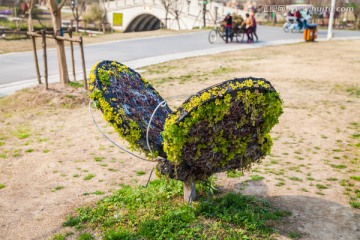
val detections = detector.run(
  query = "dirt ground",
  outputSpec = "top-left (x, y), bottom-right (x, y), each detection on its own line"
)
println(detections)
top-left (0, 40), bottom-right (360, 240)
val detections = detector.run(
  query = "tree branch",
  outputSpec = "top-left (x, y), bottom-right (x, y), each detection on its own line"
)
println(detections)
top-left (58, 0), bottom-right (67, 10)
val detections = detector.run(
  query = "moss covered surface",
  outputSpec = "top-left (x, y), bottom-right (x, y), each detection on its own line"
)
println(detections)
top-left (158, 78), bottom-right (283, 181)
top-left (88, 61), bottom-right (172, 158)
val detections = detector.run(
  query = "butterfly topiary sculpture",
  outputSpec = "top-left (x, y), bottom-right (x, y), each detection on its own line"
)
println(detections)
top-left (89, 60), bottom-right (283, 202)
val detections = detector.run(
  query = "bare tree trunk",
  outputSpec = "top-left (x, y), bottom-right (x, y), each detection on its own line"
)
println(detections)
top-left (26, 0), bottom-right (34, 32)
top-left (47, 0), bottom-right (69, 85)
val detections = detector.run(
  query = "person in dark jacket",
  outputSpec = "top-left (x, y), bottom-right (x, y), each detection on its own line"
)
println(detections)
top-left (224, 12), bottom-right (233, 43)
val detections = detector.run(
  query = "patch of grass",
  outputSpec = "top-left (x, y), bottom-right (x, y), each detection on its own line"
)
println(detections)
top-left (83, 174), bottom-right (96, 181)
top-left (94, 156), bottom-right (105, 162)
top-left (0, 141), bottom-right (4, 146)
top-left (330, 164), bottom-right (347, 169)
top-left (136, 171), bottom-right (146, 176)
top-left (250, 174), bottom-right (264, 181)
top-left (52, 186), bottom-right (64, 192)
top-left (350, 201), bottom-right (360, 209)
top-left (73, 174), bottom-right (80, 178)
top-left (315, 184), bottom-right (328, 190)
top-left (77, 233), bottom-right (94, 240)
top-left (270, 160), bottom-right (278, 164)
top-left (326, 177), bottom-right (338, 181)
top-left (92, 190), bottom-right (105, 195)
top-left (108, 168), bottom-right (118, 172)
top-left (276, 181), bottom-right (285, 187)
top-left (226, 170), bottom-right (244, 178)
top-left (355, 190), bottom-right (360, 198)
top-left (0, 183), bottom-right (6, 189)
top-left (68, 81), bottom-right (84, 88)
top-left (12, 127), bottom-right (31, 139)
top-left (62, 179), bottom-right (291, 239)
top-left (346, 85), bottom-right (360, 97)
top-left (352, 133), bottom-right (360, 139)
top-left (210, 67), bottom-right (236, 76)
top-left (25, 148), bottom-right (34, 153)
top-left (289, 177), bottom-right (302, 182)
top-left (0, 153), bottom-right (7, 158)
top-left (288, 232), bottom-right (302, 239)
top-left (350, 176), bottom-right (360, 181)
top-left (50, 234), bottom-right (66, 240)
top-left (340, 180), bottom-right (351, 186)
top-left (300, 188), bottom-right (308, 192)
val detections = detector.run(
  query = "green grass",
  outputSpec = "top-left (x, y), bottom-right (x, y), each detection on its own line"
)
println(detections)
top-left (83, 174), bottom-right (96, 181)
top-left (289, 232), bottom-right (302, 239)
top-left (289, 177), bottom-right (302, 182)
top-left (250, 174), bottom-right (264, 181)
top-left (346, 85), bottom-right (360, 97)
top-left (0, 183), bottom-right (5, 189)
top-left (330, 164), bottom-right (347, 169)
top-left (52, 186), bottom-right (64, 192)
top-left (315, 184), bottom-right (328, 190)
top-left (62, 179), bottom-right (290, 239)
top-left (326, 178), bottom-right (338, 181)
top-left (50, 233), bottom-right (66, 240)
top-left (0, 141), bottom-right (4, 146)
top-left (226, 170), bottom-right (244, 178)
top-left (68, 81), bottom-right (84, 88)
top-left (276, 181), bottom-right (285, 187)
top-left (77, 233), bottom-right (94, 240)
top-left (94, 156), bottom-right (105, 162)
top-left (350, 201), bottom-right (360, 209)
top-left (12, 127), bottom-right (31, 139)
top-left (352, 133), bottom-right (360, 139)
top-left (135, 171), bottom-right (146, 176)
top-left (350, 176), bottom-right (360, 181)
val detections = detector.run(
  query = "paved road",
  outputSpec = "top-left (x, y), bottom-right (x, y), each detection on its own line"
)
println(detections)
top-left (0, 25), bottom-right (359, 96)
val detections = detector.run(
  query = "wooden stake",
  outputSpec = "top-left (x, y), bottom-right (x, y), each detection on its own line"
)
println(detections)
top-left (31, 35), bottom-right (42, 84)
top-left (69, 29), bottom-right (76, 82)
top-left (41, 30), bottom-right (48, 90)
top-left (79, 37), bottom-right (87, 90)
top-left (184, 181), bottom-right (196, 203)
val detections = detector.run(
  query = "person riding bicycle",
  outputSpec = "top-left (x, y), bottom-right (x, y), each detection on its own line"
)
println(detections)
top-left (224, 12), bottom-right (233, 43)
top-left (294, 10), bottom-right (302, 30)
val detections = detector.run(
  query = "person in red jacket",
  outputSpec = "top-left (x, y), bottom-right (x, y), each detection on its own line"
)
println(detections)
top-left (294, 10), bottom-right (302, 29)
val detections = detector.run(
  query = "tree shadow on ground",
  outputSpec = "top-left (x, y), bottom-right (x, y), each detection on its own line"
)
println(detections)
top-left (234, 180), bottom-right (360, 240)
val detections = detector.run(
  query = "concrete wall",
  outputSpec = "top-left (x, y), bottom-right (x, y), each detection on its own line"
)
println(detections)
top-left (105, 0), bottom-right (247, 31)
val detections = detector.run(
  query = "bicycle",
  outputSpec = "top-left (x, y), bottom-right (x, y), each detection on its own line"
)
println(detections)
top-left (208, 23), bottom-right (226, 44)
top-left (208, 23), bottom-right (245, 44)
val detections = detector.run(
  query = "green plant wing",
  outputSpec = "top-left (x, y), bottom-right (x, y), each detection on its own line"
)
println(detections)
top-left (89, 60), bottom-right (173, 158)
top-left (158, 78), bottom-right (283, 181)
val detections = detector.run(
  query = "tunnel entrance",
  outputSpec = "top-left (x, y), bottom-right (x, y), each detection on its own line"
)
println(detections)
top-left (125, 14), bottom-right (162, 32)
